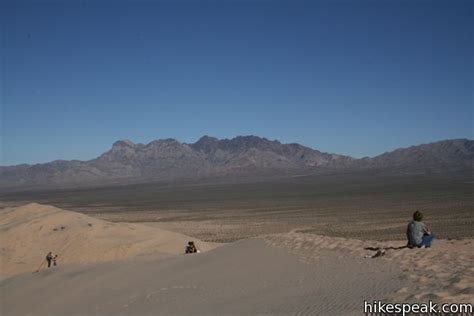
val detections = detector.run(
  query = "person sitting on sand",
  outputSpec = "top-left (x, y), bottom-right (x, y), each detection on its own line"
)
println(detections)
top-left (185, 241), bottom-right (197, 254)
top-left (407, 211), bottom-right (434, 248)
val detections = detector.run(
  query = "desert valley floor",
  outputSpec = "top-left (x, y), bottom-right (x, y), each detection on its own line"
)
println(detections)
top-left (2, 171), bottom-right (473, 242)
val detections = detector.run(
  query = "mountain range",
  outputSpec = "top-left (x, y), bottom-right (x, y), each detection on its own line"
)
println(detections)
top-left (0, 136), bottom-right (472, 189)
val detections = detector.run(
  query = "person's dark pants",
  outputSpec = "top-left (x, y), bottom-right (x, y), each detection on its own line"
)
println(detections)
top-left (421, 234), bottom-right (434, 248)
top-left (47, 259), bottom-right (52, 268)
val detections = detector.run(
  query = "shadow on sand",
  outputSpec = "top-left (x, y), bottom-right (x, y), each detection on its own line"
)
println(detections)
top-left (364, 245), bottom-right (408, 251)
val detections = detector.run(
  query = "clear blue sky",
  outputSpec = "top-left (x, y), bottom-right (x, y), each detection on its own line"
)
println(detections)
top-left (1, 0), bottom-right (473, 165)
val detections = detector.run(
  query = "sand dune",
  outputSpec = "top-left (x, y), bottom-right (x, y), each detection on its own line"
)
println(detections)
top-left (265, 231), bottom-right (474, 305)
top-left (0, 203), bottom-right (217, 276)
top-left (1, 239), bottom-right (406, 315)
top-left (1, 204), bottom-right (473, 315)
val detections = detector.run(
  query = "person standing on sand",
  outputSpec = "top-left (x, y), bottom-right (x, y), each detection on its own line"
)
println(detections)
top-left (407, 211), bottom-right (434, 248)
top-left (46, 252), bottom-right (53, 268)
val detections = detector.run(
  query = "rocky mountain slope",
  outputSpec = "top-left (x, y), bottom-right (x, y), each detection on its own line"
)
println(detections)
top-left (363, 138), bottom-right (474, 169)
top-left (0, 136), bottom-right (472, 189)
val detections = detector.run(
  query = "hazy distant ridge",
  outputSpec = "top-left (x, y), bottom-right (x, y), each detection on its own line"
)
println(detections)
top-left (0, 136), bottom-right (472, 189)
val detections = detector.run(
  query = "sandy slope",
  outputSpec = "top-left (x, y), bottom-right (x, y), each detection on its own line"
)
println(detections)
top-left (1, 239), bottom-right (406, 316)
top-left (265, 232), bottom-right (474, 305)
top-left (0, 203), bottom-right (217, 276)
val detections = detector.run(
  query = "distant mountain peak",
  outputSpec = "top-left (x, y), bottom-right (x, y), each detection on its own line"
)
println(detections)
top-left (230, 135), bottom-right (275, 143)
top-left (112, 139), bottom-right (136, 148)
top-left (145, 138), bottom-right (182, 148)
top-left (197, 135), bottom-right (219, 142)
top-left (192, 135), bottom-right (220, 153)
top-left (191, 135), bottom-right (286, 154)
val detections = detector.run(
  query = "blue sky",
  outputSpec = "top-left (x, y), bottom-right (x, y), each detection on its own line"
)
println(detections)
top-left (1, 0), bottom-right (473, 165)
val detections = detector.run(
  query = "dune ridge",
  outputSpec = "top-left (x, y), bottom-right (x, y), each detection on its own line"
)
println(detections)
top-left (0, 203), bottom-right (217, 276)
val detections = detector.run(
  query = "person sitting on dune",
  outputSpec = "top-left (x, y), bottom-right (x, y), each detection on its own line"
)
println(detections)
top-left (407, 211), bottom-right (434, 248)
top-left (185, 241), bottom-right (197, 254)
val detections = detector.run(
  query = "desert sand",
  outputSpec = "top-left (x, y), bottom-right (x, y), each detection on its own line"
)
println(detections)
top-left (1, 203), bottom-right (473, 315)
top-left (1, 239), bottom-right (405, 315)
top-left (0, 203), bottom-right (217, 276)
top-left (264, 232), bottom-right (474, 305)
